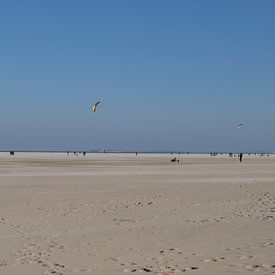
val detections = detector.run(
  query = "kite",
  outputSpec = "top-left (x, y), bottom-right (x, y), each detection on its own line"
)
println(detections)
top-left (92, 101), bottom-right (101, 112)
top-left (237, 123), bottom-right (244, 129)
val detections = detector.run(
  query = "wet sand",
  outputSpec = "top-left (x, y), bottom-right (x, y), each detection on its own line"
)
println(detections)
top-left (0, 153), bottom-right (275, 274)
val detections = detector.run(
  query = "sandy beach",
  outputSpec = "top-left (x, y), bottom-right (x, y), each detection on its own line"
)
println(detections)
top-left (0, 153), bottom-right (275, 274)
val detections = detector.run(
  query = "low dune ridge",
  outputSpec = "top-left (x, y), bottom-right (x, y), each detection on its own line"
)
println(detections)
top-left (0, 153), bottom-right (275, 274)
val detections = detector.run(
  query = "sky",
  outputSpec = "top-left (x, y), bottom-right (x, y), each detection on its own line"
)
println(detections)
top-left (0, 0), bottom-right (274, 152)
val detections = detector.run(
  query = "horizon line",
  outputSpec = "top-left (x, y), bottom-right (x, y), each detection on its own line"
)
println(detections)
top-left (0, 150), bottom-right (274, 155)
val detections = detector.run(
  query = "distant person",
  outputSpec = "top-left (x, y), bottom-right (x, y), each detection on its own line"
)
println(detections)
top-left (171, 157), bottom-right (179, 163)
top-left (136, 152), bottom-right (138, 156)
top-left (239, 153), bottom-right (243, 162)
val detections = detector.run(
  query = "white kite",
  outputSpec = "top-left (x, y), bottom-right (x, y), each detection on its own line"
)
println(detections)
top-left (237, 123), bottom-right (244, 129)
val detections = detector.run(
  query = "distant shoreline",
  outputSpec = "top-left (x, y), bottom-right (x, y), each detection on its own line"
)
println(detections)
top-left (0, 150), bottom-right (274, 155)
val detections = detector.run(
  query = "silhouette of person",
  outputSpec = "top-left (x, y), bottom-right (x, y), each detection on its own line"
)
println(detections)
top-left (239, 153), bottom-right (243, 162)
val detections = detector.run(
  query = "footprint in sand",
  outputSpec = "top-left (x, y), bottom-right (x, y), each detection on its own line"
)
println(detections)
top-left (239, 255), bottom-right (253, 260)
top-left (244, 264), bottom-right (275, 273)
top-left (203, 257), bottom-right (226, 263)
top-left (70, 268), bottom-right (93, 273)
top-left (0, 261), bottom-right (7, 267)
top-left (53, 263), bottom-right (66, 269)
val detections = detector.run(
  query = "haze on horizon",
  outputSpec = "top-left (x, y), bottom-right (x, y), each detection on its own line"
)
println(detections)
top-left (0, 1), bottom-right (274, 153)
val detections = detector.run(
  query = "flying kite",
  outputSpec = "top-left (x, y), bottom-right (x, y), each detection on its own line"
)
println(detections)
top-left (92, 101), bottom-right (101, 112)
top-left (237, 123), bottom-right (244, 129)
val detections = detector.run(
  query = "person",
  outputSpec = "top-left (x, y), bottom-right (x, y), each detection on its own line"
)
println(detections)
top-left (239, 153), bottom-right (243, 162)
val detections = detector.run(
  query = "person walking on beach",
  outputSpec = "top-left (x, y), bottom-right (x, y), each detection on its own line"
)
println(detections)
top-left (239, 153), bottom-right (243, 162)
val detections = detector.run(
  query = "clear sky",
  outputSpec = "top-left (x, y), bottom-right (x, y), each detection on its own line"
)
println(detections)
top-left (0, 1), bottom-right (274, 152)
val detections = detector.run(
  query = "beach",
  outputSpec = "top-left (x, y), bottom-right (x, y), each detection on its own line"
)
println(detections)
top-left (0, 153), bottom-right (275, 274)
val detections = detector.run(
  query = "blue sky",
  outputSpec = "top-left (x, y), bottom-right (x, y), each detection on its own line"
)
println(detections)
top-left (0, 1), bottom-right (274, 152)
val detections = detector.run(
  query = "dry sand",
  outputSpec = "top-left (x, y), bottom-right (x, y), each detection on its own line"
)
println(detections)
top-left (0, 153), bottom-right (275, 274)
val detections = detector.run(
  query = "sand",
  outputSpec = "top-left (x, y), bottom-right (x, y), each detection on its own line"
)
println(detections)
top-left (0, 153), bottom-right (275, 274)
